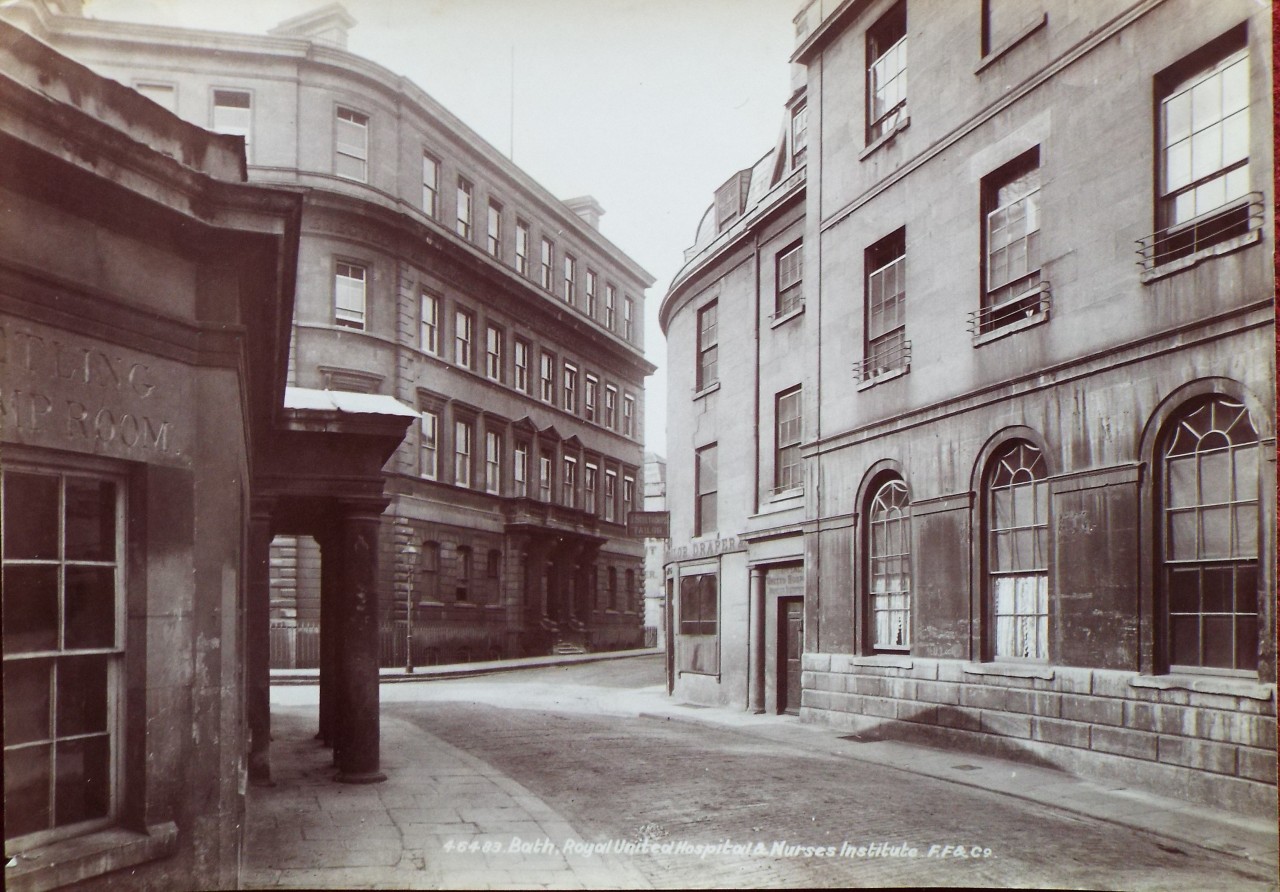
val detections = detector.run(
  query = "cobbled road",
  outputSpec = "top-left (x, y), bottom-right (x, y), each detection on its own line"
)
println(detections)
top-left (384, 659), bottom-right (1277, 889)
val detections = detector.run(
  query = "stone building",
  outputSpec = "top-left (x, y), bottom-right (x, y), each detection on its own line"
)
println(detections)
top-left (661, 0), bottom-right (1274, 814)
top-left (17, 1), bottom-right (655, 663)
top-left (1, 19), bottom-right (316, 889)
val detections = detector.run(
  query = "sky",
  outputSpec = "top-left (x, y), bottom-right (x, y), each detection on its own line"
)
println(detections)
top-left (83, 0), bottom-right (800, 456)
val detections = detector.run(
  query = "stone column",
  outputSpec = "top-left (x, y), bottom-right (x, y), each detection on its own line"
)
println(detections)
top-left (316, 524), bottom-right (341, 749)
top-left (246, 498), bottom-right (275, 786)
top-left (333, 500), bottom-right (388, 784)
top-left (750, 566), bottom-right (766, 714)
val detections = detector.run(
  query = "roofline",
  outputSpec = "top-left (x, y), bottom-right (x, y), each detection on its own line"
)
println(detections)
top-left (26, 8), bottom-right (655, 287)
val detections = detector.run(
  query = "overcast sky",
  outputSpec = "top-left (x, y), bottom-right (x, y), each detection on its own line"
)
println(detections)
top-left (83, 0), bottom-right (799, 456)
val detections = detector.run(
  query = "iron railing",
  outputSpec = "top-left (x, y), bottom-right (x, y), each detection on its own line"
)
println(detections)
top-left (1135, 193), bottom-right (1264, 271)
top-left (853, 338), bottom-right (912, 382)
top-left (967, 284), bottom-right (1050, 336)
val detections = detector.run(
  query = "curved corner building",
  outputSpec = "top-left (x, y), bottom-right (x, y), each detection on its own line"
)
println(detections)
top-left (661, 0), bottom-right (1274, 816)
top-left (13, 0), bottom-right (655, 661)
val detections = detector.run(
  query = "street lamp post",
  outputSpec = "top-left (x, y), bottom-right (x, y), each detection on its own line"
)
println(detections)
top-left (402, 542), bottom-right (419, 673)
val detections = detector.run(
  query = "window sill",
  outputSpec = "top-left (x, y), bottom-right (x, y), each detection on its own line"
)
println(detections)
top-left (1138, 228), bottom-right (1261, 284)
top-left (851, 655), bottom-right (913, 669)
top-left (975, 14), bottom-right (1047, 74)
top-left (1131, 674), bottom-right (1274, 701)
top-left (769, 487), bottom-right (804, 503)
top-left (971, 306), bottom-right (1049, 347)
top-left (859, 115), bottom-right (910, 162)
top-left (5, 823), bottom-right (178, 892)
top-left (770, 304), bottom-right (805, 328)
top-left (693, 381), bottom-right (721, 401)
top-left (856, 365), bottom-right (909, 391)
top-left (965, 662), bottom-right (1054, 680)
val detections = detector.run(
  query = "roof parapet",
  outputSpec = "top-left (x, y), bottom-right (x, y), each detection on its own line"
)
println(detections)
top-left (268, 2), bottom-right (356, 49)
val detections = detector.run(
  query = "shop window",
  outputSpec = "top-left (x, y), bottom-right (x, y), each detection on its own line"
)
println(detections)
top-left (3, 465), bottom-right (123, 850)
top-left (1161, 396), bottom-right (1259, 673)
top-left (867, 478), bottom-right (911, 650)
top-left (986, 441), bottom-right (1049, 660)
top-left (678, 572), bottom-right (718, 673)
top-left (866, 1), bottom-right (907, 143)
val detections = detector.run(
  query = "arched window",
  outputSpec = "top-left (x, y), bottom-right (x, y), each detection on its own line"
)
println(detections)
top-left (987, 441), bottom-right (1049, 660)
top-left (1161, 396), bottom-right (1259, 672)
top-left (867, 478), bottom-right (911, 650)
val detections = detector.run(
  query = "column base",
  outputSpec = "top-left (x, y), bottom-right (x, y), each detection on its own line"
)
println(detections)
top-left (335, 769), bottom-right (387, 785)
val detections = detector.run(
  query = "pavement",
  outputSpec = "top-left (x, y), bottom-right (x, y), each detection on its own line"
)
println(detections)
top-left (244, 651), bottom-right (1279, 890)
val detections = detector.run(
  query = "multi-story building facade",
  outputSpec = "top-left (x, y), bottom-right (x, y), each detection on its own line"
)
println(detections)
top-left (18, 2), bottom-right (655, 662)
top-left (642, 452), bottom-right (668, 648)
top-left (662, 0), bottom-right (1275, 815)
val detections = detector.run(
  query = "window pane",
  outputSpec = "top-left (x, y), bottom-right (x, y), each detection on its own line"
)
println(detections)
top-left (1235, 613), bottom-right (1258, 671)
top-left (3, 565), bottom-right (59, 653)
top-left (1166, 456), bottom-right (1196, 507)
top-left (1200, 615), bottom-right (1234, 668)
top-left (64, 566), bottom-right (115, 650)
top-left (1168, 567), bottom-right (1200, 613)
top-left (1222, 110), bottom-right (1248, 166)
top-left (1221, 58), bottom-right (1248, 114)
top-left (1194, 176), bottom-right (1226, 216)
top-left (54, 735), bottom-right (110, 827)
top-left (1164, 92), bottom-right (1191, 145)
top-left (1190, 76), bottom-right (1222, 130)
top-left (1167, 511), bottom-right (1196, 560)
top-left (1234, 504), bottom-right (1257, 556)
top-left (64, 479), bottom-right (115, 562)
top-left (1199, 506), bottom-right (1231, 558)
top-left (1190, 125), bottom-right (1223, 182)
top-left (1170, 614), bottom-right (1200, 665)
top-left (56, 655), bottom-right (109, 736)
top-left (1164, 140), bottom-right (1191, 193)
top-left (4, 658), bottom-right (51, 746)
top-left (4, 745), bottom-right (52, 838)
top-left (4, 472), bottom-right (59, 560)
top-left (1200, 566), bottom-right (1233, 613)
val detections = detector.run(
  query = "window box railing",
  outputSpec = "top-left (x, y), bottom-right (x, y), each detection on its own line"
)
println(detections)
top-left (1135, 193), bottom-right (1264, 272)
top-left (853, 337), bottom-right (912, 383)
top-left (968, 284), bottom-right (1050, 336)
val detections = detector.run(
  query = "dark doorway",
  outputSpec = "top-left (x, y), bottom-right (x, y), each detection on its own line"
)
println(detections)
top-left (778, 597), bottom-right (803, 715)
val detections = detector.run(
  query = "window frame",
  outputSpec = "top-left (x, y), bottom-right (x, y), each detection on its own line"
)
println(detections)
top-left (485, 323), bottom-right (504, 383)
top-left (539, 351), bottom-right (555, 403)
top-left (774, 387), bottom-right (803, 493)
top-left (422, 152), bottom-right (440, 218)
top-left (513, 338), bottom-right (530, 393)
top-left (585, 270), bottom-right (598, 317)
top-left (211, 88), bottom-right (252, 160)
top-left (622, 394), bottom-right (635, 437)
top-left (604, 469), bottom-right (617, 523)
top-left (561, 455), bottom-right (577, 507)
top-left (867, 477), bottom-right (911, 652)
top-left (513, 441), bottom-right (529, 498)
top-left (776, 241), bottom-right (804, 317)
top-left (334, 105), bottom-right (369, 182)
top-left (584, 375), bottom-right (599, 423)
top-left (791, 100), bottom-right (808, 165)
top-left (562, 362), bottom-right (578, 414)
top-left (540, 237), bottom-right (555, 291)
top-left (865, 1), bottom-right (908, 145)
top-left (453, 418), bottom-right (474, 489)
top-left (2, 460), bottom-right (127, 853)
top-left (695, 443), bottom-right (718, 536)
top-left (455, 177), bottom-right (474, 240)
top-left (696, 300), bottom-right (719, 391)
top-left (420, 290), bottom-right (440, 355)
top-left (980, 148), bottom-right (1043, 332)
top-left (678, 570), bottom-right (719, 674)
top-left (419, 410), bottom-right (439, 480)
top-left (985, 440), bottom-right (1050, 662)
top-left (563, 253), bottom-right (577, 305)
top-left (1159, 396), bottom-right (1260, 675)
top-left (334, 260), bottom-right (367, 330)
top-left (863, 228), bottom-right (908, 377)
top-left (605, 385), bottom-right (618, 430)
top-left (486, 199), bottom-right (503, 258)
top-left (604, 284), bottom-right (617, 330)
top-left (484, 429), bottom-right (502, 495)
top-left (454, 308), bottom-right (475, 370)
top-left (515, 219), bottom-right (531, 275)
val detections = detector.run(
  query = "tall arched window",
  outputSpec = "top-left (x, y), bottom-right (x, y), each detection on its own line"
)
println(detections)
top-left (1162, 396), bottom-right (1259, 672)
top-left (988, 441), bottom-right (1049, 660)
top-left (867, 478), bottom-right (911, 650)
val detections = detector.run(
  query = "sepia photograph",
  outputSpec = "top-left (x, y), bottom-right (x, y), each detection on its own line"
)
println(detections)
top-left (0, 0), bottom-right (1275, 889)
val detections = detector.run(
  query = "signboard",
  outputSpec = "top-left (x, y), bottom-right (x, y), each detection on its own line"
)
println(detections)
top-left (627, 510), bottom-right (670, 539)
